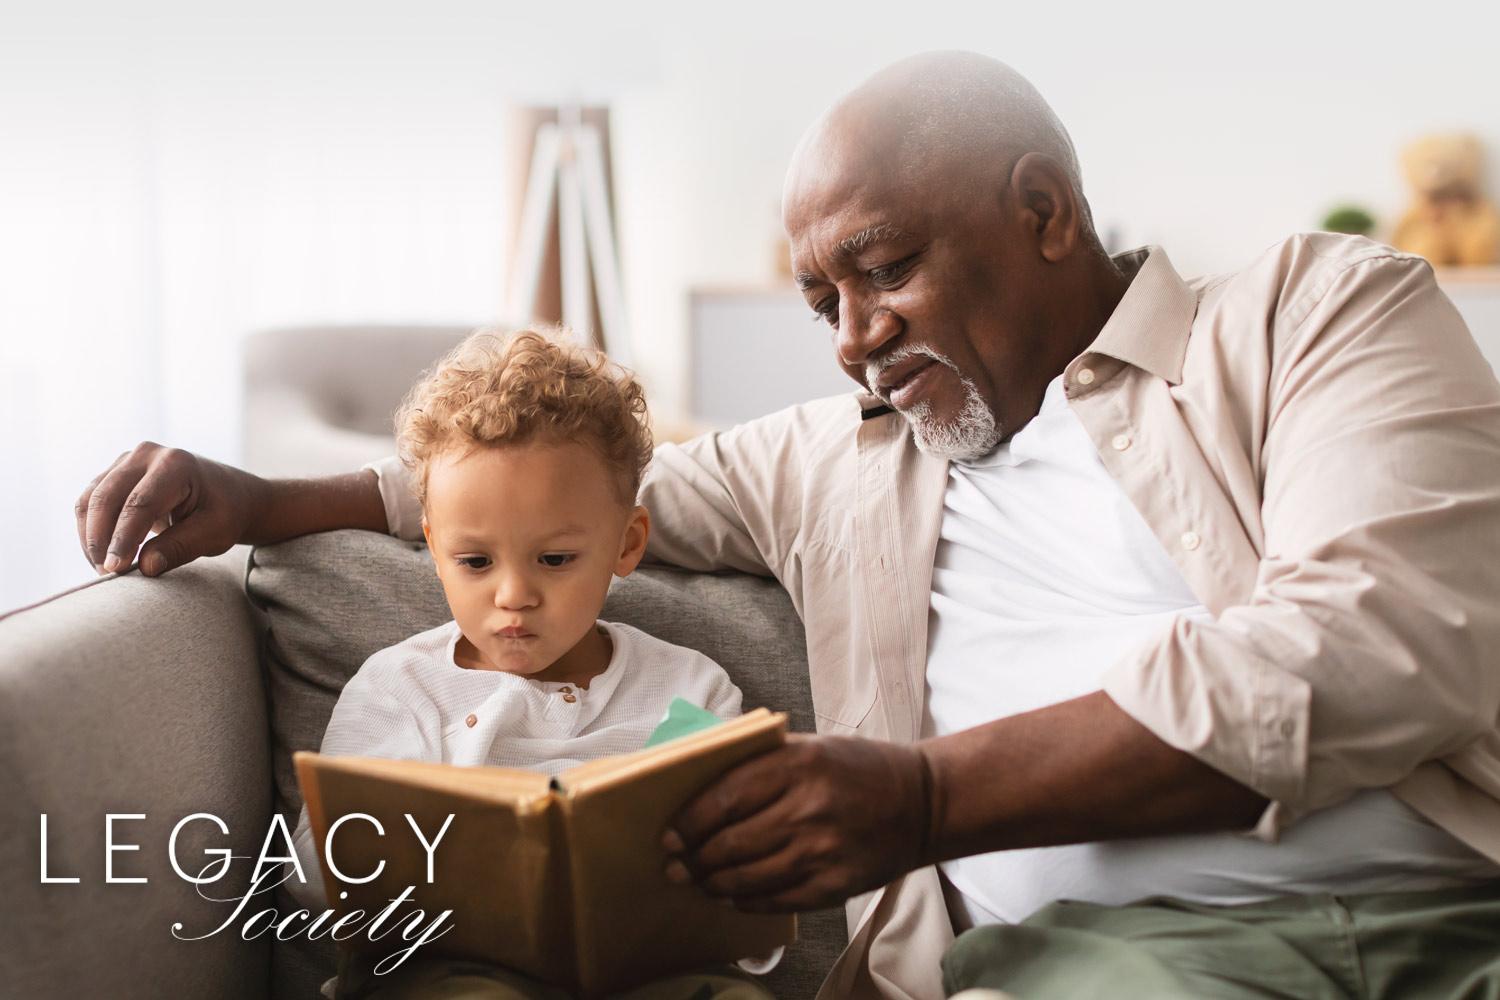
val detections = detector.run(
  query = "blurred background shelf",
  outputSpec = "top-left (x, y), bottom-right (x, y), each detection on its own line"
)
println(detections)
top-left (1440, 273), bottom-right (1500, 373)
top-left (1436, 267), bottom-right (1500, 285)
top-left (689, 288), bottom-right (852, 428)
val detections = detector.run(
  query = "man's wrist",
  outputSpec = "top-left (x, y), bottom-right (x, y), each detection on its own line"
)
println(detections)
top-left (240, 469), bottom-right (275, 543)
top-left (244, 470), bottom-right (387, 545)
top-left (912, 741), bottom-right (943, 869)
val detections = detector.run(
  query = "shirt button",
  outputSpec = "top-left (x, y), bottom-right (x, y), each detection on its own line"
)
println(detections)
top-left (1076, 368), bottom-right (1096, 386)
top-left (465, 713), bottom-right (478, 728)
top-left (1181, 531), bottom-right (1201, 551)
top-left (562, 693), bottom-right (577, 704)
top-left (560, 686), bottom-right (573, 694)
top-left (1279, 719), bottom-right (1296, 738)
top-left (1111, 434), bottom-right (1131, 451)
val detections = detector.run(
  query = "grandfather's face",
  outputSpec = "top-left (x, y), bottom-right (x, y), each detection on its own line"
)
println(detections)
top-left (785, 144), bottom-right (1052, 461)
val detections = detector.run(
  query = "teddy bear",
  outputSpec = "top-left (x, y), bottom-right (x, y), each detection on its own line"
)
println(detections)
top-left (1391, 133), bottom-right (1500, 267)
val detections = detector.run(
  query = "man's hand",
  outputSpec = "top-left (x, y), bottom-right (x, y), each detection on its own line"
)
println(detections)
top-left (660, 734), bottom-right (934, 913)
top-left (75, 442), bottom-right (390, 577)
top-left (76, 442), bottom-right (272, 576)
top-left (659, 693), bottom-right (1268, 916)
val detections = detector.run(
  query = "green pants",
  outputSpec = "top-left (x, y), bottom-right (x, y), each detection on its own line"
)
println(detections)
top-left (336, 953), bottom-right (775, 1000)
top-left (942, 882), bottom-right (1500, 999)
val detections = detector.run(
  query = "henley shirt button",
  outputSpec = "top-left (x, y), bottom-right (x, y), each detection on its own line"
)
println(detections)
top-left (465, 713), bottom-right (478, 728)
top-left (560, 686), bottom-right (573, 694)
top-left (1076, 368), bottom-right (1096, 386)
top-left (562, 693), bottom-right (578, 704)
top-left (1181, 531), bottom-right (1201, 551)
top-left (1111, 434), bottom-right (1131, 451)
top-left (1279, 719), bottom-right (1296, 738)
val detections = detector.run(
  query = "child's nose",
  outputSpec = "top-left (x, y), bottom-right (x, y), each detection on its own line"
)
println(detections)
top-left (493, 572), bottom-right (539, 611)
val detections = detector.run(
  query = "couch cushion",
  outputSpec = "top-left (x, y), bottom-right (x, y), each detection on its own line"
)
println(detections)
top-left (246, 528), bottom-right (844, 999)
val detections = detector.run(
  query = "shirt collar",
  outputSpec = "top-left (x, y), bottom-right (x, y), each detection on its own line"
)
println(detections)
top-left (1084, 245), bottom-right (1197, 386)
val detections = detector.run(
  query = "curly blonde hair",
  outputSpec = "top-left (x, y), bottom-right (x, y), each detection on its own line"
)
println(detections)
top-left (394, 327), bottom-right (653, 507)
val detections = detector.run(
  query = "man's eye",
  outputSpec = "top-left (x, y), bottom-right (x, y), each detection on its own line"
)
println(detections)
top-left (870, 255), bottom-right (915, 284)
top-left (458, 556), bottom-right (491, 571)
top-left (538, 553), bottom-right (576, 568)
top-left (810, 299), bottom-right (839, 328)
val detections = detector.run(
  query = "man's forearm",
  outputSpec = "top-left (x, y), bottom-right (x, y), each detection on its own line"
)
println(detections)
top-left (245, 470), bottom-right (390, 545)
top-left (919, 690), bottom-right (1268, 864)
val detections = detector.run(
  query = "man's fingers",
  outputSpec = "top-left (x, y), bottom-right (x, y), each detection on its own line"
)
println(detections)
top-left (694, 840), bottom-right (811, 902)
top-left (85, 452), bottom-right (152, 573)
top-left (683, 796), bottom-right (797, 877)
top-left (75, 455), bottom-right (125, 570)
top-left (136, 511), bottom-right (221, 577)
top-left (667, 747), bottom-right (797, 851)
top-left (105, 463), bottom-right (193, 574)
top-left (730, 867), bottom-right (848, 914)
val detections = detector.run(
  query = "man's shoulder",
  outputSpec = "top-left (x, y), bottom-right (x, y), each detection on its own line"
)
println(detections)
top-left (662, 390), bottom-right (871, 484)
top-left (1194, 233), bottom-right (1433, 328)
top-left (730, 391), bottom-right (868, 448)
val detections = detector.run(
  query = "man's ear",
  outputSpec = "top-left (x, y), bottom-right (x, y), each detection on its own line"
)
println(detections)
top-left (613, 505), bottom-right (651, 578)
top-left (1008, 152), bottom-right (1080, 263)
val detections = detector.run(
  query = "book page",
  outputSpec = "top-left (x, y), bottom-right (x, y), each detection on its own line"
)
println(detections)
top-left (301, 753), bottom-right (552, 804)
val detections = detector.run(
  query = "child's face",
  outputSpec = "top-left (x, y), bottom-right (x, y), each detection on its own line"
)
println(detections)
top-left (421, 439), bottom-right (648, 681)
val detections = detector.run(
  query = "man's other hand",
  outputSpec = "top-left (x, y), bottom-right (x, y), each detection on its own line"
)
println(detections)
top-left (661, 734), bottom-right (933, 912)
top-left (76, 442), bottom-right (268, 577)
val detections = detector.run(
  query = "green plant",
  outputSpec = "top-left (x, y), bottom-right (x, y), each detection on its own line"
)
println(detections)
top-left (1322, 205), bottom-right (1377, 236)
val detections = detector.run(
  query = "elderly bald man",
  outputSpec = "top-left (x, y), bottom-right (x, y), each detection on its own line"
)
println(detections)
top-left (79, 52), bottom-right (1500, 999)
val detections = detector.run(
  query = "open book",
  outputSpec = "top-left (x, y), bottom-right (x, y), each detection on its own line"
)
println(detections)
top-left (294, 708), bottom-right (797, 997)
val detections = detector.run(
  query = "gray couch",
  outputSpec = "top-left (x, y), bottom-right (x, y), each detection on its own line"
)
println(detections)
top-left (0, 530), bottom-right (847, 999)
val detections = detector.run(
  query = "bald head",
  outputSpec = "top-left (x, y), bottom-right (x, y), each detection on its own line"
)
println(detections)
top-left (781, 51), bottom-right (1128, 460)
top-left (784, 51), bottom-right (1088, 232)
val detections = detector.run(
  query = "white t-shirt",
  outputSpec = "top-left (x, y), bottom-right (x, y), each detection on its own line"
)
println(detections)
top-left (923, 375), bottom-right (1499, 928)
top-left (290, 618), bottom-right (743, 908)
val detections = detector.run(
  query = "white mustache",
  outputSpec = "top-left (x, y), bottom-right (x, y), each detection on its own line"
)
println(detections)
top-left (865, 344), bottom-right (1001, 461)
top-left (866, 345), bottom-right (958, 403)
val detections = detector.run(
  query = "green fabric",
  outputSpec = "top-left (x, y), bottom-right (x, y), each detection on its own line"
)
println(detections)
top-left (941, 881), bottom-right (1500, 999)
top-left (644, 697), bottom-right (726, 749)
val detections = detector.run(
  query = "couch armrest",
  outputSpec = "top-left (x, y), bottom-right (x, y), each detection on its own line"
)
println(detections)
top-left (0, 549), bottom-right (274, 999)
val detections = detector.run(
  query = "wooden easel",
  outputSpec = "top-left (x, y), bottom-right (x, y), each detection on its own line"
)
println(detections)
top-left (504, 106), bottom-right (633, 366)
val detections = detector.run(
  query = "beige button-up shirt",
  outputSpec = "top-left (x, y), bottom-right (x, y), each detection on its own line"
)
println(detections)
top-left (373, 233), bottom-right (1500, 1000)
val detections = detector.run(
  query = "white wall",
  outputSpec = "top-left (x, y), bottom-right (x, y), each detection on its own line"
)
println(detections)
top-left (3, 0), bottom-right (1499, 610)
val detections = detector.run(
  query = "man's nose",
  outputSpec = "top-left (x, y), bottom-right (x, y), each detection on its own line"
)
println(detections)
top-left (835, 301), bottom-right (901, 369)
top-left (493, 571), bottom-right (539, 611)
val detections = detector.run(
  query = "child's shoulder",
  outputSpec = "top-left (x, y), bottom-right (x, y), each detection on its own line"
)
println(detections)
top-left (600, 620), bottom-right (727, 678)
top-left (346, 620), bottom-right (461, 692)
top-left (602, 618), bottom-right (700, 657)
top-left (599, 620), bottom-right (742, 717)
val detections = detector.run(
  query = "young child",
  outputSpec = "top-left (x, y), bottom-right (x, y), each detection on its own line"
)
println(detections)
top-left (290, 328), bottom-right (771, 999)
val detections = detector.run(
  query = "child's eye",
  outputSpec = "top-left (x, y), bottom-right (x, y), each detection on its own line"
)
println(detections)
top-left (457, 556), bottom-right (491, 571)
top-left (538, 553), bottom-right (576, 568)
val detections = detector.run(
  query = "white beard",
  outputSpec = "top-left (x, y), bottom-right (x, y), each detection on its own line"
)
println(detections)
top-left (869, 346), bottom-right (1001, 462)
